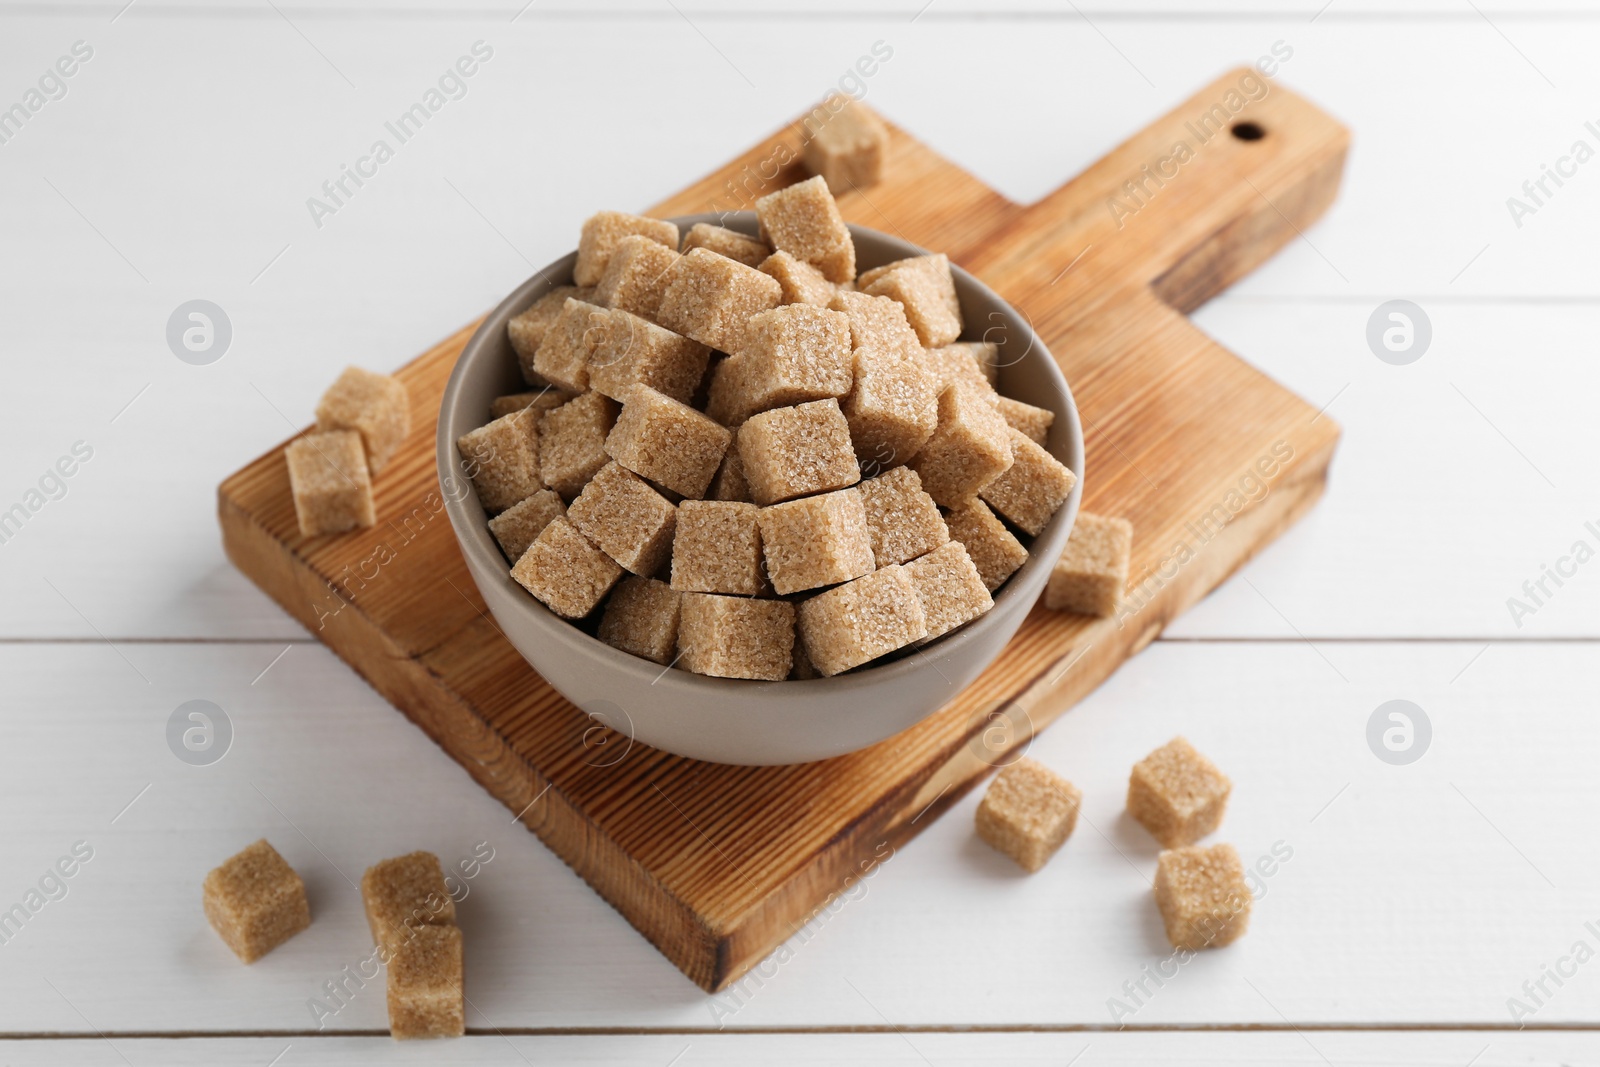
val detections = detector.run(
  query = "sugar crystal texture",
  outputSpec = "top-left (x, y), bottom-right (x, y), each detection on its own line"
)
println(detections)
top-left (315, 366), bottom-right (411, 473)
top-left (533, 298), bottom-right (611, 393)
top-left (1128, 737), bottom-right (1232, 848)
top-left (287, 430), bottom-right (376, 536)
top-left (738, 398), bottom-right (860, 506)
top-left (995, 395), bottom-right (1054, 445)
top-left (676, 593), bottom-right (794, 680)
top-left (843, 348), bottom-right (939, 471)
top-left (594, 235), bottom-right (682, 323)
top-left (1044, 511), bottom-right (1132, 616)
top-left (598, 576), bottom-right (683, 664)
top-left (455, 408), bottom-right (541, 513)
top-left (574, 211), bottom-right (678, 287)
top-left (932, 340), bottom-right (1001, 386)
top-left (856, 466), bottom-right (948, 567)
top-left (755, 175), bottom-right (855, 283)
top-left (1154, 844), bottom-right (1251, 950)
top-left (671, 500), bottom-right (765, 596)
top-left (202, 839), bottom-right (310, 964)
top-left (862, 254), bottom-right (963, 347)
top-left (682, 223), bottom-right (770, 267)
top-left (490, 389), bottom-right (568, 421)
top-left (759, 251), bottom-right (837, 307)
top-left (605, 384), bottom-right (732, 499)
top-left (904, 540), bottom-right (992, 641)
top-left (360, 851), bottom-right (456, 953)
top-left (487, 488), bottom-right (566, 562)
top-left (917, 344), bottom-right (998, 400)
top-left (973, 758), bottom-right (1081, 872)
top-left (538, 391), bottom-right (619, 499)
top-left (568, 461), bottom-right (678, 576)
top-left (801, 95), bottom-right (890, 192)
top-left (796, 564), bottom-right (927, 676)
top-left (907, 383), bottom-right (1015, 505)
top-left (709, 430), bottom-right (751, 502)
top-left (979, 428), bottom-right (1077, 536)
top-left (829, 290), bottom-right (923, 361)
top-left (942, 499), bottom-right (1027, 592)
top-left (510, 515), bottom-right (623, 618)
top-left (705, 304), bottom-right (854, 427)
top-left (509, 286), bottom-right (583, 381)
top-left (386, 924), bottom-right (465, 1039)
top-left (587, 308), bottom-right (710, 406)
top-left (656, 248), bottom-right (783, 356)
top-left (756, 487), bottom-right (874, 595)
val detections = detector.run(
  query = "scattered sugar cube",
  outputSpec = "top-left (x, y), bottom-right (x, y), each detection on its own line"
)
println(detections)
top-left (943, 499), bottom-right (1027, 592)
top-left (917, 344), bottom-right (998, 400)
top-left (973, 758), bottom-right (1081, 872)
top-left (510, 515), bottom-right (623, 618)
top-left (677, 593), bottom-right (795, 681)
top-left (980, 429), bottom-right (1077, 536)
top-left (796, 564), bottom-right (927, 676)
top-left (509, 286), bottom-right (589, 384)
top-left (568, 461), bottom-right (678, 576)
top-left (760, 250), bottom-right (837, 307)
top-left (829, 290), bottom-right (923, 361)
top-left (843, 347), bottom-right (939, 471)
top-left (682, 223), bottom-right (770, 267)
top-left (802, 95), bottom-right (890, 192)
top-left (315, 366), bottom-right (411, 474)
top-left (671, 500), bottom-right (765, 595)
top-left (361, 851), bottom-right (456, 952)
top-left (287, 430), bottom-right (376, 536)
top-left (1128, 737), bottom-right (1232, 848)
top-left (905, 540), bottom-right (993, 641)
top-left (1044, 511), bottom-right (1132, 616)
top-left (709, 431), bottom-right (751, 502)
top-left (739, 398), bottom-right (861, 506)
top-left (487, 488), bottom-right (566, 562)
top-left (539, 391), bottom-right (619, 499)
top-left (574, 211), bottom-right (678, 287)
top-left (862, 254), bottom-right (963, 347)
top-left (706, 304), bottom-right (855, 426)
top-left (457, 407), bottom-right (542, 513)
top-left (588, 309), bottom-right (710, 406)
top-left (202, 839), bottom-right (310, 964)
top-left (1154, 844), bottom-right (1251, 950)
top-left (598, 576), bottom-right (683, 665)
top-left (657, 248), bottom-right (783, 356)
top-left (387, 924), bottom-right (466, 1039)
top-left (996, 395), bottom-right (1053, 445)
top-left (490, 388), bottom-right (568, 421)
top-left (857, 466), bottom-right (948, 567)
top-left (907, 383), bottom-right (1015, 506)
top-left (605, 384), bottom-right (732, 499)
top-left (533, 298), bottom-right (610, 393)
top-left (594, 234), bottom-right (681, 322)
top-left (755, 175), bottom-right (856, 283)
top-left (757, 487), bottom-right (874, 595)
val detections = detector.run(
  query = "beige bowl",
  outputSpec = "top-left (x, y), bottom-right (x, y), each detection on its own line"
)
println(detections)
top-left (438, 213), bottom-right (1082, 765)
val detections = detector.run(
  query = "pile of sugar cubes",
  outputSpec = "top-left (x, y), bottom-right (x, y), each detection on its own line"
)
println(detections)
top-left (459, 173), bottom-right (1079, 681)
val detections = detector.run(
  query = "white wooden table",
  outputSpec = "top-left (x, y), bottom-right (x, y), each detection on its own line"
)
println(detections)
top-left (2, 2), bottom-right (1597, 1062)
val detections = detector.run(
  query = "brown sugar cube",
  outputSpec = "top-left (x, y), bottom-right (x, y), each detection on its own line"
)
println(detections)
top-left (457, 407), bottom-right (542, 513)
top-left (202, 839), bottom-right (310, 964)
top-left (682, 222), bottom-right (770, 267)
top-left (907, 383), bottom-right (1015, 506)
top-left (1154, 844), bottom-right (1252, 950)
top-left (707, 304), bottom-right (855, 427)
top-left (532, 298), bottom-right (610, 393)
top-left (510, 515), bottom-right (623, 618)
top-left (943, 499), bottom-right (1027, 592)
top-left (605, 384), bottom-right (731, 499)
top-left (489, 388), bottom-right (568, 421)
top-left (844, 348), bottom-right (939, 471)
top-left (934, 340), bottom-right (1001, 386)
top-left (598, 575), bottom-right (682, 664)
top-left (568, 461), bottom-right (678, 576)
top-left (588, 309), bottom-right (710, 406)
top-left (677, 592), bottom-right (794, 681)
top-left (538, 391), bottom-right (618, 499)
top-left (486, 488), bottom-right (566, 562)
top-left (829, 290), bottom-right (923, 361)
top-left (759, 250), bottom-right (837, 307)
top-left (286, 431), bottom-right (376, 536)
top-left (802, 95), bottom-right (890, 191)
top-left (857, 466), bottom-right (948, 567)
top-left (905, 540), bottom-right (993, 641)
top-left (509, 286), bottom-right (583, 382)
top-left (1045, 511), bottom-right (1133, 616)
top-left (917, 344), bottom-right (998, 400)
top-left (757, 487), bottom-right (874, 595)
top-left (657, 248), bottom-right (783, 356)
top-left (574, 211), bottom-right (677, 287)
top-left (797, 564), bottom-right (927, 676)
top-left (594, 235), bottom-right (681, 322)
top-left (1128, 737), bottom-right (1232, 848)
top-left (709, 432), bottom-right (751, 502)
top-left (387, 924), bottom-right (466, 1039)
top-left (862, 254), bottom-right (963, 347)
top-left (973, 759), bottom-right (1081, 872)
top-left (739, 398), bottom-right (860, 506)
top-left (361, 851), bottom-right (456, 952)
top-left (315, 366), bottom-right (410, 474)
top-left (671, 500), bottom-right (764, 595)
top-left (996, 395), bottom-right (1054, 445)
top-left (980, 429), bottom-right (1077, 537)
top-left (755, 175), bottom-right (856, 283)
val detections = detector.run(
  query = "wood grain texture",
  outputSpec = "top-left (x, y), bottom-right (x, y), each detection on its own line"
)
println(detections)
top-left (218, 68), bottom-right (1346, 992)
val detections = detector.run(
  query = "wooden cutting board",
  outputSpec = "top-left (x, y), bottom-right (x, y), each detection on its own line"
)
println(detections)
top-left (218, 68), bottom-right (1347, 993)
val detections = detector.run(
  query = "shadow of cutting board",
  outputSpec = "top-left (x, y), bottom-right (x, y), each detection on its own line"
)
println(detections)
top-left (219, 69), bottom-right (1347, 992)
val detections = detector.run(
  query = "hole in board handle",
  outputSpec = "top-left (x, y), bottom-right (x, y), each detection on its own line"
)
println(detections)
top-left (1230, 121), bottom-right (1265, 142)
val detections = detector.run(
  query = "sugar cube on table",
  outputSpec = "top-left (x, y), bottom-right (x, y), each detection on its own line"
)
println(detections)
top-left (386, 924), bottom-right (466, 1039)
top-left (1044, 511), bottom-right (1132, 616)
top-left (360, 851), bottom-right (456, 952)
top-left (861, 253), bottom-right (963, 347)
top-left (538, 391), bottom-right (618, 499)
top-left (594, 235), bottom-right (682, 322)
top-left (202, 839), bottom-right (310, 964)
top-left (455, 407), bottom-right (542, 514)
top-left (907, 383), bottom-right (1015, 506)
top-left (605, 384), bottom-right (732, 499)
top-left (1154, 844), bottom-right (1251, 950)
top-left (995, 395), bottom-right (1054, 445)
top-left (759, 251), bottom-right (837, 307)
top-left (677, 593), bottom-right (795, 681)
top-left (588, 309), bottom-right (710, 406)
top-left (980, 428), bottom-right (1077, 536)
top-left (755, 175), bottom-right (856, 283)
top-left (486, 488), bottom-right (566, 562)
top-left (942, 499), bottom-right (1027, 592)
top-left (1127, 737), bottom-right (1232, 848)
top-left (705, 304), bottom-right (854, 426)
top-left (756, 487), bottom-right (874, 595)
top-left (574, 211), bottom-right (678, 287)
top-left (802, 95), bottom-right (890, 192)
top-left (796, 564), bottom-right (927, 676)
top-left (671, 500), bottom-right (765, 596)
top-left (568, 461), bottom-right (678, 576)
top-left (598, 576), bottom-right (683, 664)
top-left (682, 223), bottom-right (770, 267)
top-left (510, 515), bottom-right (623, 619)
top-left (315, 366), bottom-right (410, 473)
top-left (829, 290), bottom-right (923, 361)
top-left (843, 348), bottom-right (939, 472)
top-left (739, 398), bottom-right (860, 505)
top-left (905, 540), bottom-right (992, 640)
top-left (287, 430), bottom-right (376, 536)
top-left (533, 298), bottom-right (612, 393)
top-left (857, 466), bottom-right (947, 567)
top-left (489, 389), bottom-right (568, 421)
top-left (657, 248), bottom-right (783, 356)
top-left (973, 758), bottom-right (1081, 872)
